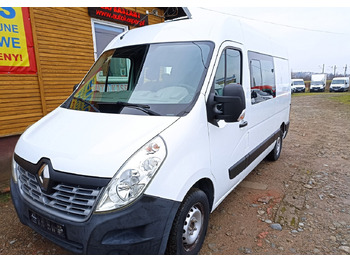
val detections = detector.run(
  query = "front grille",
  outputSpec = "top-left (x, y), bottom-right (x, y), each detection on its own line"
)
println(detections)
top-left (17, 164), bottom-right (102, 222)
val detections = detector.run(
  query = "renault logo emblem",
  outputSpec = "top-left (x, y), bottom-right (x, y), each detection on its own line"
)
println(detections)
top-left (37, 164), bottom-right (50, 191)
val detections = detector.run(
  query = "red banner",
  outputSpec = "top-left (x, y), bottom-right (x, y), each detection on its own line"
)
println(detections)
top-left (88, 7), bottom-right (148, 27)
top-left (0, 7), bottom-right (37, 74)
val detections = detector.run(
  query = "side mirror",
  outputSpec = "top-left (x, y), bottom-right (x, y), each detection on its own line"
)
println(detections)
top-left (207, 83), bottom-right (246, 125)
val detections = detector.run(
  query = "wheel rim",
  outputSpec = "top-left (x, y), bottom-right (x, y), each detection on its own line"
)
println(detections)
top-left (182, 202), bottom-right (204, 251)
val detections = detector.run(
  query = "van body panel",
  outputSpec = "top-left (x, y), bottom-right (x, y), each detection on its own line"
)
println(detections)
top-left (15, 107), bottom-right (178, 178)
top-left (106, 9), bottom-right (245, 60)
top-left (145, 95), bottom-right (214, 202)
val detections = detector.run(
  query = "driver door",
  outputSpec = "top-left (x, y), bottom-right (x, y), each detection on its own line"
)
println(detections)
top-left (207, 44), bottom-right (250, 203)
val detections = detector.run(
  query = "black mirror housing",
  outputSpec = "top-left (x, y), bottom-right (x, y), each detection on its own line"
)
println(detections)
top-left (209, 84), bottom-right (246, 124)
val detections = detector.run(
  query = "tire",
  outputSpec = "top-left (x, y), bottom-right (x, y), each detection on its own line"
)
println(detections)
top-left (266, 130), bottom-right (283, 161)
top-left (166, 188), bottom-right (210, 255)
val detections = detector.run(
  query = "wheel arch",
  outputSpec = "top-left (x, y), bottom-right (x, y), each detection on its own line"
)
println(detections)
top-left (280, 121), bottom-right (289, 139)
top-left (192, 178), bottom-right (215, 212)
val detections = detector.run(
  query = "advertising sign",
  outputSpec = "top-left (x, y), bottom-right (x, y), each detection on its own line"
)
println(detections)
top-left (88, 7), bottom-right (148, 27)
top-left (0, 7), bottom-right (37, 74)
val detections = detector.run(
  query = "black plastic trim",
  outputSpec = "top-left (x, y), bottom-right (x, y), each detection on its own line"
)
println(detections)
top-left (229, 129), bottom-right (280, 179)
top-left (14, 154), bottom-right (110, 188)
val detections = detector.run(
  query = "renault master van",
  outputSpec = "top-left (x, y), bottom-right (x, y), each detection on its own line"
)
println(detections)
top-left (11, 8), bottom-right (291, 255)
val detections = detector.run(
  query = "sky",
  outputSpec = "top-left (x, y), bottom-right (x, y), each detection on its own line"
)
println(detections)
top-left (204, 6), bottom-right (350, 74)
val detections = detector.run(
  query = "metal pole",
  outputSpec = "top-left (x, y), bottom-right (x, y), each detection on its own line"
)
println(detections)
top-left (344, 64), bottom-right (347, 76)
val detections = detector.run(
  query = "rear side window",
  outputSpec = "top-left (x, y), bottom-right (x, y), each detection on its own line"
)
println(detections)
top-left (249, 51), bottom-right (275, 104)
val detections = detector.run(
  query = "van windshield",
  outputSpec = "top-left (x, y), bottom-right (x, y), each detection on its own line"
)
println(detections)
top-left (293, 81), bottom-right (304, 85)
top-left (332, 79), bottom-right (345, 84)
top-left (62, 41), bottom-right (213, 116)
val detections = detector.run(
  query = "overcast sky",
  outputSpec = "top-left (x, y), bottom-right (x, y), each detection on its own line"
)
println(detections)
top-left (200, 6), bottom-right (350, 74)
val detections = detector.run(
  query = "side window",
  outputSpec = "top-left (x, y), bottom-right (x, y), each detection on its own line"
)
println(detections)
top-left (250, 59), bottom-right (262, 89)
top-left (213, 48), bottom-right (242, 96)
top-left (214, 53), bottom-right (225, 95)
top-left (226, 49), bottom-right (241, 86)
top-left (249, 52), bottom-right (275, 105)
top-left (261, 60), bottom-right (275, 95)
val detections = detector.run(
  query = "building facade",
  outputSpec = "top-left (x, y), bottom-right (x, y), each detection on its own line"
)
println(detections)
top-left (0, 7), bottom-right (165, 137)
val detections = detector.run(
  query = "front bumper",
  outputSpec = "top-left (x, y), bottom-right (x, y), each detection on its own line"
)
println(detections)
top-left (310, 87), bottom-right (324, 92)
top-left (294, 88), bottom-right (305, 92)
top-left (11, 178), bottom-right (180, 254)
top-left (330, 87), bottom-right (345, 92)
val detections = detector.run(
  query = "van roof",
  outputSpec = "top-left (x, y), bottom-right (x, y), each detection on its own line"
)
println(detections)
top-left (105, 8), bottom-right (288, 59)
top-left (332, 77), bottom-right (349, 79)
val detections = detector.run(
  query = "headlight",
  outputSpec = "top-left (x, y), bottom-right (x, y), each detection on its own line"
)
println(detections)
top-left (12, 157), bottom-right (19, 183)
top-left (95, 136), bottom-right (167, 212)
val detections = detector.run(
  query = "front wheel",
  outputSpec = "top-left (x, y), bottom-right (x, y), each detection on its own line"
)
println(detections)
top-left (166, 188), bottom-right (210, 255)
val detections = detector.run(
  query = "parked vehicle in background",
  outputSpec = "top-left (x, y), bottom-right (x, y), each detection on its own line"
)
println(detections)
top-left (329, 77), bottom-right (349, 92)
top-left (310, 74), bottom-right (327, 92)
top-left (291, 79), bottom-right (305, 93)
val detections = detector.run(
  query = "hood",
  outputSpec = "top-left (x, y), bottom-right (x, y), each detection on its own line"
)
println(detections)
top-left (15, 108), bottom-right (178, 178)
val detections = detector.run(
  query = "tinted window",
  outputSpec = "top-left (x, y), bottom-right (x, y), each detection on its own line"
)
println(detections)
top-left (249, 52), bottom-right (275, 104)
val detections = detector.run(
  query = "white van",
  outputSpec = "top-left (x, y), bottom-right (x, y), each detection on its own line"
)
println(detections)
top-left (291, 78), bottom-right (306, 93)
top-left (329, 77), bottom-right (350, 92)
top-left (310, 73), bottom-right (327, 92)
top-left (11, 8), bottom-right (291, 255)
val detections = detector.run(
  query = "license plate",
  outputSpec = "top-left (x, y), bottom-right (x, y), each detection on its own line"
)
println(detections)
top-left (29, 210), bottom-right (66, 239)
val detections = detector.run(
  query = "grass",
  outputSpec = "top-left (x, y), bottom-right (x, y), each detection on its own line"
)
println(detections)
top-left (329, 92), bottom-right (350, 105)
top-left (292, 92), bottom-right (325, 97)
top-left (292, 91), bottom-right (350, 106)
top-left (0, 192), bottom-right (10, 203)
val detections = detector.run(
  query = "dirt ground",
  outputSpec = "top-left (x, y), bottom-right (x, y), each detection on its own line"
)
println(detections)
top-left (1, 93), bottom-right (349, 255)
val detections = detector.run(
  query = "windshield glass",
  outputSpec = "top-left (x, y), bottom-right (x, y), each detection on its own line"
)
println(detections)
top-left (62, 41), bottom-right (213, 116)
top-left (293, 81), bottom-right (304, 85)
top-left (311, 81), bottom-right (323, 85)
top-left (332, 79), bottom-right (345, 84)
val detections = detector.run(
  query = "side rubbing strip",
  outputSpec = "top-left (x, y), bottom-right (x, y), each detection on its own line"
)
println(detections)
top-left (229, 130), bottom-right (280, 179)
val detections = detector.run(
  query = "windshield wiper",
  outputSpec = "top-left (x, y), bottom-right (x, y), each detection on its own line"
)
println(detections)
top-left (99, 101), bottom-right (160, 116)
top-left (72, 97), bottom-right (100, 112)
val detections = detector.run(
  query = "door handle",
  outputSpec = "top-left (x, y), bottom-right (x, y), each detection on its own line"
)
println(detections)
top-left (239, 120), bottom-right (248, 128)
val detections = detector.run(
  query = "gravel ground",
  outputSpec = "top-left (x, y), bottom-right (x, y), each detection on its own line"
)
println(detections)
top-left (0, 93), bottom-right (349, 255)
